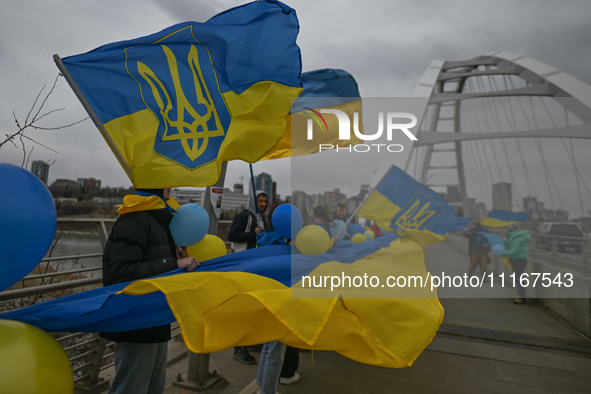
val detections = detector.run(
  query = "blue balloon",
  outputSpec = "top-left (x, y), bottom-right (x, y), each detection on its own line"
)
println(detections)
top-left (170, 204), bottom-right (209, 247)
top-left (272, 204), bottom-right (303, 239)
top-left (0, 164), bottom-right (57, 292)
top-left (329, 220), bottom-right (347, 242)
top-left (492, 244), bottom-right (505, 256)
top-left (348, 224), bottom-right (365, 238)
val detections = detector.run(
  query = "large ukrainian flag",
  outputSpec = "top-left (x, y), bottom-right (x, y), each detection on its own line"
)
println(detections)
top-left (2, 234), bottom-right (442, 369)
top-left (357, 166), bottom-right (470, 246)
top-left (55, 0), bottom-right (303, 188)
top-left (481, 209), bottom-right (530, 228)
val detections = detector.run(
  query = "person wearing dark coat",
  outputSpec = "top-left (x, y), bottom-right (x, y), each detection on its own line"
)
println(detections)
top-left (101, 188), bottom-right (198, 394)
top-left (228, 190), bottom-right (269, 250)
top-left (463, 222), bottom-right (490, 275)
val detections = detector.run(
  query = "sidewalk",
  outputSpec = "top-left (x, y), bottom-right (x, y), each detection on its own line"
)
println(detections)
top-left (147, 240), bottom-right (591, 393)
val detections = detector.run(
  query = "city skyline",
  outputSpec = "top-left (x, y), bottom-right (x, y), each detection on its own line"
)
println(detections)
top-left (4, 1), bottom-right (590, 218)
top-left (43, 161), bottom-right (581, 222)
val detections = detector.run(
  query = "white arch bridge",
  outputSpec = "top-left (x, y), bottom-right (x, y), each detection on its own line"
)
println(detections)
top-left (396, 52), bottom-right (591, 225)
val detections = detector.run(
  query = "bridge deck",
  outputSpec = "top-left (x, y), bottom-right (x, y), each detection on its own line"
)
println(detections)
top-left (100, 240), bottom-right (591, 393)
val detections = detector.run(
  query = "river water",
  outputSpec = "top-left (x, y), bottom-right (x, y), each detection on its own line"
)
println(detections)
top-left (45, 231), bottom-right (104, 274)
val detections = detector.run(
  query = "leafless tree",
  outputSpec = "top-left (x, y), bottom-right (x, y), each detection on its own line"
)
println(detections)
top-left (0, 74), bottom-right (87, 167)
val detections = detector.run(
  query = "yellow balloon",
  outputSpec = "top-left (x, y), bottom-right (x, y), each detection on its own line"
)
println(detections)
top-left (187, 234), bottom-right (228, 262)
top-left (0, 320), bottom-right (73, 394)
top-left (351, 233), bottom-right (366, 244)
top-left (365, 230), bottom-right (375, 240)
top-left (295, 225), bottom-right (331, 255)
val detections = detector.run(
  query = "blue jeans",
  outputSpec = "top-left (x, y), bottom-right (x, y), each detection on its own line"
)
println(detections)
top-left (256, 341), bottom-right (286, 394)
top-left (109, 341), bottom-right (168, 394)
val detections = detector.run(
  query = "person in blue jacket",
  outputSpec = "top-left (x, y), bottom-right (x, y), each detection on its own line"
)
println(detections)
top-left (463, 222), bottom-right (490, 276)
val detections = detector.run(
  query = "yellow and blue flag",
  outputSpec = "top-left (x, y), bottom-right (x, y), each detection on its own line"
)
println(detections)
top-left (357, 166), bottom-right (471, 246)
top-left (2, 234), bottom-right (443, 369)
top-left (480, 210), bottom-right (529, 228)
top-left (261, 68), bottom-right (365, 160)
top-left (56, 0), bottom-right (303, 188)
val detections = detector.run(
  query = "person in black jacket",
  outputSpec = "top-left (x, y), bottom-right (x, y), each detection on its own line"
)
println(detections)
top-left (228, 190), bottom-right (269, 250)
top-left (101, 188), bottom-right (199, 394)
top-left (227, 190), bottom-right (268, 364)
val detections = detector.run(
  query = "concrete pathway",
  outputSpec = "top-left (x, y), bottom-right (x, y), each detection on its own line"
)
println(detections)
top-left (110, 240), bottom-right (591, 393)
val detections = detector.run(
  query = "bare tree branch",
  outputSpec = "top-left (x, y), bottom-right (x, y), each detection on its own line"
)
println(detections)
top-left (20, 135), bottom-right (27, 168)
top-left (19, 134), bottom-right (59, 153)
top-left (24, 146), bottom-right (34, 169)
top-left (31, 116), bottom-right (88, 131)
top-left (0, 73), bottom-right (88, 163)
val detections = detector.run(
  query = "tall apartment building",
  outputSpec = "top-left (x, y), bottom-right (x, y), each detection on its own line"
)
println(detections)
top-left (170, 188), bottom-right (205, 205)
top-left (171, 188), bottom-right (251, 213)
top-left (220, 189), bottom-right (251, 212)
top-left (492, 182), bottom-right (512, 211)
top-left (248, 172), bottom-right (275, 202)
top-left (233, 183), bottom-right (244, 194)
top-left (77, 177), bottom-right (102, 192)
top-left (31, 160), bottom-right (49, 185)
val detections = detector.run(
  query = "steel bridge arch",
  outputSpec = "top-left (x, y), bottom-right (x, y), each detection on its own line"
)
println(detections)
top-left (408, 52), bottom-right (591, 216)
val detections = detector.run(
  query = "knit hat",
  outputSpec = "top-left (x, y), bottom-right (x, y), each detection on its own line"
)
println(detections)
top-left (507, 223), bottom-right (520, 232)
top-left (135, 188), bottom-right (164, 198)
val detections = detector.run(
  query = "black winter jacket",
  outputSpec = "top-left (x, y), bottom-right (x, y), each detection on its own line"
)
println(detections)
top-left (227, 210), bottom-right (260, 249)
top-left (100, 209), bottom-right (178, 343)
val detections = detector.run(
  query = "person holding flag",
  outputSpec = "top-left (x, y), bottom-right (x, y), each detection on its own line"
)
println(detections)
top-left (228, 191), bottom-right (269, 252)
top-left (101, 188), bottom-right (199, 394)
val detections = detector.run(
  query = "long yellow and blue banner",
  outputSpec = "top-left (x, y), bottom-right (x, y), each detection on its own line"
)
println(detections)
top-left (2, 234), bottom-right (442, 368)
top-left (481, 209), bottom-right (529, 228)
top-left (357, 166), bottom-right (471, 246)
top-left (57, 0), bottom-right (303, 188)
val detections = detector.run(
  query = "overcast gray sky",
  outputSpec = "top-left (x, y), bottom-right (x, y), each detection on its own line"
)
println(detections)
top-left (1, 0), bottom-right (590, 215)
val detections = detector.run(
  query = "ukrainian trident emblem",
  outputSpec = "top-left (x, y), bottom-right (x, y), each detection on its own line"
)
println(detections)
top-left (126, 26), bottom-right (230, 169)
top-left (394, 191), bottom-right (443, 236)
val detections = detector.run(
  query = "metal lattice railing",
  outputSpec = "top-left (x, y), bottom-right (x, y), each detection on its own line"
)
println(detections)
top-left (0, 218), bottom-right (115, 393)
top-left (0, 217), bottom-right (232, 393)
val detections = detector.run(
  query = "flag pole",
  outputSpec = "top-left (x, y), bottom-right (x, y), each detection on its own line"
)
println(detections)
top-left (53, 54), bottom-right (132, 179)
top-left (249, 163), bottom-right (258, 214)
top-left (333, 165), bottom-right (394, 241)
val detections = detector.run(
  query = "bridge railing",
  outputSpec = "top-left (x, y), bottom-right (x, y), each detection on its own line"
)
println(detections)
top-left (0, 218), bottom-right (172, 393)
top-left (0, 217), bottom-right (235, 393)
top-left (529, 233), bottom-right (589, 274)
